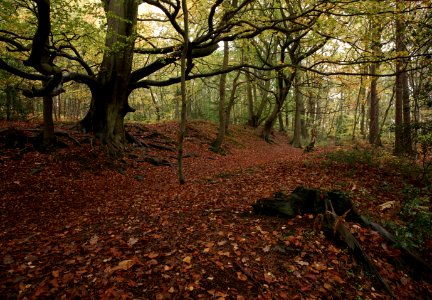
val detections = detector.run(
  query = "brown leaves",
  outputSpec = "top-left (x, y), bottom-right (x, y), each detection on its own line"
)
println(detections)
top-left (1, 121), bottom-right (431, 299)
top-left (105, 258), bottom-right (136, 273)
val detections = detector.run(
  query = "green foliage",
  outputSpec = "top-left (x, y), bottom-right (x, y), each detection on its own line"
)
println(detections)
top-left (322, 146), bottom-right (376, 167)
top-left (385, 186), bottom-right (431, 249)
top-left (335, 114), bottom-right (349, 145)
top-left (414, 121), bottom-right (432, 182)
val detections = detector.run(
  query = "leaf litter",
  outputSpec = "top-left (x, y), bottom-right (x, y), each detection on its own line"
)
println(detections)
top-left (0, 120), bottom-right (431, 299)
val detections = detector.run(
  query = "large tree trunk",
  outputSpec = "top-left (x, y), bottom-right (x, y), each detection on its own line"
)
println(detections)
top-left (80, 0), bottom-right (138, 153)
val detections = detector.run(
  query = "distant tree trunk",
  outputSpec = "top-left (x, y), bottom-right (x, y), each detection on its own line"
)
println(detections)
top-left (225, 70), bottom-right (241, 131)
top-left (368, 18), bottom-right (382, 147)
top-left (292, 74), bottom-right (304, 148)
top-left (42, 94), bottom-right (55, 147)
top-left (369, 63), bottom-right (381, 146)
top-left (394, 4), bottom-right (412, 156)
top-left (245, 69), bottom-right (255, 126)
top-left (174, 87), bottom-right (180, 119)
top-left (250, 77), bottom-right (270, 128)
top-left (402, 67), bottom-right (412, 154)
top-left (278, 112), bottom-right (285, 132)
top-left (379, 87), bottom-right (395, 137)
top-left (360, 97), bottom-right (367, 139)
top-left (212, 40), bottom-right (229, 152)
top-left (5, 86), bottom-right (15, 121)
top-left (306, 91), bottom-right (316, 133)
top-left (80, 0), bottom-right (138, 153)
top-left (352, 74), bottom-right (366, 140)
top-left (262, 70), bottom-right (293, 142)
top-left (57, 94), bottom-right (62, 121)
top-left (301, 103), bottom-right (308, 140)
top-left (150, 88), bottom-right (161, 121)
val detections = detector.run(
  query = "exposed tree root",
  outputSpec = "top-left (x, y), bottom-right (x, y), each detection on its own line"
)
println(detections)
top-left (253, 187), bottom-right (432, 299)
top-left (323, 200), bottom-right (396, 299)
top-left (0, 127), bottom-right (80, 149)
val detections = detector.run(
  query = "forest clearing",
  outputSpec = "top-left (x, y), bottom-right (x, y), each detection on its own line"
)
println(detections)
top-left (1, 120), bottom-right (431, 299)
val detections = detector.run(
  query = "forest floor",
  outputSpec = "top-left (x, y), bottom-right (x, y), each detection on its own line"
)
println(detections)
top-left (0, 120), bottom-right (431, 300)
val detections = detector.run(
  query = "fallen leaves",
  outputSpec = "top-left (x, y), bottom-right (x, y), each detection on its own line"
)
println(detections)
top-left (182, 256), bottom-right (192, 264)
top-left (106, 259), bottom-right (134, 273)
top-left (1, 121), bottom-right (431, 299)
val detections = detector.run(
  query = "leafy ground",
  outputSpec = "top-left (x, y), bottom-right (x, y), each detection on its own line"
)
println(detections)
top-left (1, 120), bottom-right (431, 299)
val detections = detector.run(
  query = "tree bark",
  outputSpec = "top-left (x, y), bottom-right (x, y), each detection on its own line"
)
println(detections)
top-left (225, 70), bottom-right (241, 131)
top-left (402, 66), bottom-right (412, 155)
top-left (262, 71), bottom-right (293, 142)
top-left (395, 27), bottom-right (404, 154)
top-left (42, 94), bottom-right (55, 147)
top-left (80, 0), bottom-right (138, 153)
top-left (352, 74), bottom-right (366, 140)
top-left (212, 41), bottom-right (229, 152)
top-left (245, 69), bottom-right (255, 127)
top-left (178, 0), bottom-right (190, 184)
top-left (252, 78), bottom-right (271, 128)
top-left (369, 63), bottom-right (381, 146)
top-left (292, 73), bottom-right (303, 148)
top-left (368, 18), bottom-right (382, 147)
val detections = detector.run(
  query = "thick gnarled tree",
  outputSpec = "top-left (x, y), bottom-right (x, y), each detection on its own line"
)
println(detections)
top-left (0, 0), bottom-right (256, 152)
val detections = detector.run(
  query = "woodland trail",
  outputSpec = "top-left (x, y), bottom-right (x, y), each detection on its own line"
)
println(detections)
top-left (1, 121), bottom-right (431, 299)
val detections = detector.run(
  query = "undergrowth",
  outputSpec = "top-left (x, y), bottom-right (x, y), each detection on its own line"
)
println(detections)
top-left (384, 185), bottom-right (432, 249)
top-left (322, 146), bottom-right (376, 167)
top-left (323, 146), bottom-right (432, 250)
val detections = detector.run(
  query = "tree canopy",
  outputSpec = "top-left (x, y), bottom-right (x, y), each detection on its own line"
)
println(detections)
top-left (0, 0), bottom-right (431, 154)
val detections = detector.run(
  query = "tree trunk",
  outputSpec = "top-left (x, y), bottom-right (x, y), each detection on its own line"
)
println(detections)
top-left (262, 71), bottom-right (293, 142)
top-left (42, 94), bottom-right (55, 147)
top-left (278, 112), bottom-right (285, 132)
top-left (292, 74), bottom-right (303, 148)
top-left (212, 40), bottom-right (229, 152)
top-left (360, 96), bottom-right (367, 139)
top-left (150, 88), bottom-right (161, 121)
top-left (5, 86), bottom-right (13, 121)
top-left (225, 70), bottom-right (241, 131)
top-left (245, 69), bottom-right (255, 126)
top-left (352, 74), bottom-right (366, 140)
top-left (369, 63), bottom-right (381, 146)
top-left (178, 0), bottom-right (190, 184)
top-left (394, 0), bottom-right (410, 156)
top-left (402, 67), bottom-right (412, 155)
top-left (80, 0), bottom-right (138, 153)
top-left (251, 77), bottom-right (270, 128)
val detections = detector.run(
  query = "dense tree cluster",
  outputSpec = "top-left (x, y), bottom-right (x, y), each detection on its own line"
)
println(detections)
top-left (0, 0), bottom-right (431, 155)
